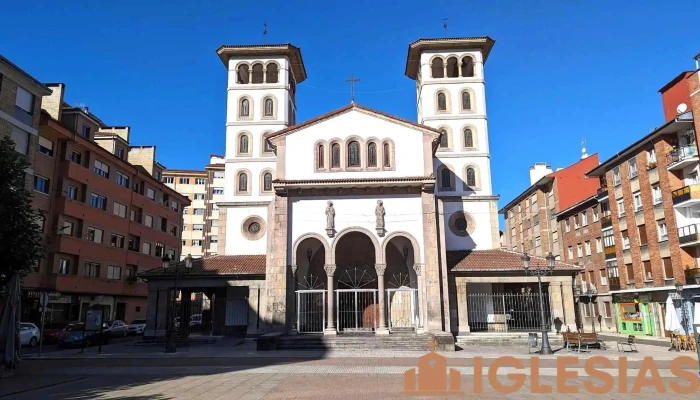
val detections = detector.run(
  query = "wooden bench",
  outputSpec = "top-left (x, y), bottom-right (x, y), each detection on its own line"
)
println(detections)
top-left (579, 332), bottom-right (607, 350)
top-left (562, 332), bottom-right (584, 353)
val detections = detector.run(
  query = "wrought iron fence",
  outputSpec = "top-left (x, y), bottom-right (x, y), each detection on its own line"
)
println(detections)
top-left (386, 288), bottom-right (418, 331)
top-left (297, 290), bottom-right (325, 333)
top-left (467, 293), bottom-right (552, 332)
top-left (336, 289), bottom-right (377, 332)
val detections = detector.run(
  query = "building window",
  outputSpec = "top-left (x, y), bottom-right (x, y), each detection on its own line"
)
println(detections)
top-left (628, 159), bottom-right (638, 178)
top-left (116, 172), bottom-right (129, 188)
top-left (535, 237), bottom-right (541, 247)
top-left (194, 193), bottom-right (205, 200)
top-left (622, 234), bottom-right (630, 250)
top-left (67, 185), bottom-right (77, 200)
top-left (213, 171), bottom-right (225, 179)
top-left (94, 160), bottom-right (110, 178)
top-left (113, 202), bottom-right (127, 218)
top-left (192, 240), bottom-right (202, 246)
top-left (263, 138), bottom-right (274, 153)
top-left (59, 259), bottom-right (70, 275)
top-left (240, 98), bottom-right (250, 117)
top-left (211, 235), bottom-right (218, 244)
top-left (592, 207), bottom-right (599, 222)
top-left (90, 193), bottom-right (107, 210)
top-left (144, 214), bottom-right (153, 228)
top-left (236, 64), bottom-right (249, 84)
top-left (347, 141), bottom-right (360, 167)
top-left (657, 221), bottom-right (668, 241)
top-left (581, 212), bottom-right (588, 227)
top-left (264, 98), bottom-right (274, 117)
top-left (87, 227), bottom-right (103, 243)
top-left (195, 178), bottom-right (206, 185)
top-left (263, 173), bottom-right (272, 192)
top-left (603, 229), bottom-right (615, 248)
top-left (84, 262), bottom-right (100, 278)
top-left (107, 265), bottom-right (121, 280)
top-left (439, 129), bottom-right (448, 148)
top-left (565, 220), bottom-right (570, 232)
top-left (552, 231), bottom-right (558, 243)
top-left (596, 238), bottom-right (602, 253)
top-left (367, 143), bottom-right (377, 167)
top-left (142, 242), bottom-right (151, 255)
top-left (464, 128), bottom-right (474, 148)
top-left (317, 145), bottom-right (325, 169)
top-left (116, 146), bottom-right (125, 159)
top-left (179, 178), bottom-right (190, 184)
top-left (437, 91), bottom-right (447, 111)
top-left (194, 208), bottom-right (205, 215)
top-left (647, 148), bottom-right (656, 164)
top-left (441, 168), bottom-right (451, 188)
top-left (251, 63), bottom-right (264, 83)
top-left (567, 247), bottom-right (573, 260)
top-left (466, 167), bottom-right (476, 187)
top-left (461, 56), bottom-right (474, 77)
top-left (331, 143), bottom-right (340, 168)
top-left (193, 224), bottom-right (204, 231)
top-left (238, 173), bottom-right (248, 192)
top-left (61, 221), bottom-right (74, 236)
top-left (431, 57), bottom-right (444, 78)
top-left (10, 127), bottom-right (29, 155)
top-left (625, 264), bottom-right (634, 282)
top-left (617, 199), bottom-right (625, 217)
top-left (613, 167), bottom-right (621, 186)
top-left (652, 185), bottom-right (662, 205)
top-left (37, 137), bottom-right (54, 157)
top-left (33, 175), bottom-right (49, 194)
top-left (577, 244), bottom-right (583, 258)
top-left (213, 187), bottom-right (224, 195)
top-left (110, 234), bottom-right (125, 248)
top-left (81, 125), bottom-right (91, 138)
top-left (155, 243), bottom-right (164, 257)
top-left (585, 241), bottom-right (591, 256)
top-left (146, 188), bottom-right (155, 200)
top-left (239, 135), bottom-right (249, 154)
top-left (461, 91), bottom-right (472, 110)
top-left (383, 142), bottom-right (391, 168)
top-left (266, 63), bottom-right (279, 83)
top-left (663, 258), bottom-right (674, 279)
top-left (574, 215), bottom-right (580, 229)
top-left (14, 86), bottom-right (34, 126)
top-left (162, 176), bottom-right (174, 184)
top-left (633, 192), bottom-right (642, 212)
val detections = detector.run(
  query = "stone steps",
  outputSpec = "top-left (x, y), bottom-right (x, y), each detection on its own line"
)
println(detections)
top-left (278, 333), bottom-right (432, 351)
top-left (456, 332), bottom-right (565, 347)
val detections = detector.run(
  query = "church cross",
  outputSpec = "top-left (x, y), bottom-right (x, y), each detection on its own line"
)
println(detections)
top-left (263, 23), bottom-right (268, 42)
top-left (345, 73), bottom-right (360, 103)
top-left (442, 18), bottom-right (448, 37)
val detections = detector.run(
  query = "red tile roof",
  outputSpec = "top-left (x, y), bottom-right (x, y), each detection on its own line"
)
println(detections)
top-left (447, 249), bottom-right (580, 272)
top-left (264, 103), bottom-right (441, 140)
top-left (139, 255), bottom-right (266, 278)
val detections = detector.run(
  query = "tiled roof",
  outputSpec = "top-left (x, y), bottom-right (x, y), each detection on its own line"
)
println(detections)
top-left (265, 103), bottom-right (441, 140)
top-left (138, 255), bottom-right (266, 278)
top-left (273, 176), bottom-right (433, 185)
top-left (447, 249), bottom-right (580, 272)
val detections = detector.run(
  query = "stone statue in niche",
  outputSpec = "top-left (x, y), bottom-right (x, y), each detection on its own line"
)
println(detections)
top-left (375, 200), bottom-right (386, 237)
top-left (326, 201), bottom-right (335, 237)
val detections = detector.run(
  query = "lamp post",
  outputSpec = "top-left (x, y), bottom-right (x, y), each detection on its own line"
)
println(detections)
top-left (165, 254), bottom-right (193, 353)
top-left (675, 281), bottom-right (690, 345)
top-left (522, 252), bottom-right (555, 355)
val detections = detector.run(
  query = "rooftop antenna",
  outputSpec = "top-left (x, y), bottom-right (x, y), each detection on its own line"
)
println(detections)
top-left (263, 22), bottom-right (268, 43)
top-left (581, 138), bottom-right (589, 159)
top-left (442, 18), bottom-right (448, 37)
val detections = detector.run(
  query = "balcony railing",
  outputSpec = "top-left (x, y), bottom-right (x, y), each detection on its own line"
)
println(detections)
top-left (597, 188), bottom-right (609, 199)
top-left (601, 215), bottom-right (612, 228)
top-left (677, 223), bottom-right (700, 246)
top-left (685, 268), bottom-right (700, 285)
top-left (672, 184), bottom-right (700, 205)
top-left (604, 245), bottom-right (616, 258)
top-left (667, 145), bottom-right (699, 170)
top-left (608, 277), bottom-right (621, 291)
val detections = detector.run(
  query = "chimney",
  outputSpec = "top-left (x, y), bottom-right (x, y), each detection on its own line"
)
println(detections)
top-left (529, 163), bottom-right (553, 185)
top-left (42, 83), bottom-right (65, 120)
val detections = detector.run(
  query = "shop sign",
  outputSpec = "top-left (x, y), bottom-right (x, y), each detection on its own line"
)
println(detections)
top-left (49, 295), bottom-right (72, 304)
top-left (26, 291), bottom-right (61, 300)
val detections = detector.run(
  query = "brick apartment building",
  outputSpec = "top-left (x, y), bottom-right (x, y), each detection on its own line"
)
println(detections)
top-left (584, 67), bottom-right (700, 338)
top-left (204, 155), bottom-right (225, 256)
top-left (556, 194), bottom-right (617, 333)
top-left (500, 155), bottom-right (600, 259)
top-left (19, 82), bottom-right (190, 325)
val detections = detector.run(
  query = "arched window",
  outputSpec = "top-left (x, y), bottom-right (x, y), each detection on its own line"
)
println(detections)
top-left (240, 98), bottom-right (250, 117)
top-left (446, 57), bottom-right (459, 77)
top-left (367, 142), bottom-right (377, 167)
top-left (264, 98), bottom-right (274, 117)
top-left (461, 91), bottom-right (472, 111)
top-left (464, 128), bottom-right (474, 148)
top-left (466, 167), bottom-right (476, 187)
top-left (238, 173), bottom-right (248, 192)
top-left (383, 143), bottom-right (390, 167)
top-left (263, 172), bottom-right (272, 191)
top-left (439, 129), bottom-right (448, 148)
top-left (265, 63), bottom-right (279, 83)
top-left (251, 63), bottom-right (264, 84)
top-left (236, 64), bottom-right (249, 84)
top-left (239, 135), bottom-right (249, 154)
top-left (431, 58), bottom-right (444, 78)
top-left (437, 92), bottom-right (447, 111)
top-left (317, 145), bottom-right (325, 169)
top-left (331, 143), bottom-right (340, 168)
top-left (441, 168), bottom-right (451, 188)
top-left (461, 57), bottom-right (475, 77)
top-left (348, 141), bottom-right (360, 167)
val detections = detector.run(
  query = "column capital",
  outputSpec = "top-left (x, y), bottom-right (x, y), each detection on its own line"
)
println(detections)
top-left (290, 264), bottom-right (298, 277)
top-left (324, 264), bottom-right (336, 276)
top-left (375, 263), bottom-right (387, 276)
top-left (413, 263), bottom-right (424, 275)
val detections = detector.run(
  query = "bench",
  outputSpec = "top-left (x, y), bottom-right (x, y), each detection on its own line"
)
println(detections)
top-left (616, 335), bottom-right (638, 352)
top-left (562, 332), bottom-right (585, 353)
top-left (579, 332), bottom-right (607, 350)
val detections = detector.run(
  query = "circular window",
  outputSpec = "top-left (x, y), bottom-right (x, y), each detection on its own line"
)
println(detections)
top-left (448, 212), bottom-right (475, 237)
top-left (241, 216), bottom-right (266, 240)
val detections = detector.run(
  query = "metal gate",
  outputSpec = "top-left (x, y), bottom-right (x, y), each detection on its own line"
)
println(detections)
top-left (467, 292), bottom-right (552, 332)
top-left (296, 290), bottom-right (325, 333)
top-left (386, 288), bottom-right (418, 332)
top-left (336, 289), bottom-right (377, 332)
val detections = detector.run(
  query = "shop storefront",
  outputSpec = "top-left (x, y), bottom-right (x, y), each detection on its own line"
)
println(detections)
top-left (20, 290), bottom-right (79, 325)
top-left (614, 293), bottom-right (655, 336)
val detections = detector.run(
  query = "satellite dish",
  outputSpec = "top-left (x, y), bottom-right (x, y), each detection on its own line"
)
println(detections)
top-left (677, 103), bottom-right (688, 114)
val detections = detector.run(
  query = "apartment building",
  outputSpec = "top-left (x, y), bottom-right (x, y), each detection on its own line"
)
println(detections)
top-left (585, 69), bottom-right (700, 338)
top-left (557, 194), bottom-right (617, 333)
top-left (0, 55), bottom-right (52, 186)
top-left (204, 155), bottom-right (225, 256)
top-left (163, 169), bottom-right (209, 259)
top-left (19, 83), bottom-right (190, 325)
top-left (500, 155), bottom-right (600, 259)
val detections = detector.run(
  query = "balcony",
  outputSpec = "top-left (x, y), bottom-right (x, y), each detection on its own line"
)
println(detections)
top-left (604, 245), bottom-right (616, 259)
top-left (672, 184), bottom-right (700, 207)
top-left (608, 277), bottom-right (621, 291)
top-left (601, 215), bottom-right (612, 229)
top-left (575, 282), bottom-right (597, 296)
top-left (667, 145), bottom-right (699, 171)
top-left (597, 188), bottom-right (609, 200)
top-left (684, 268), bottom-right (700, 285)
top-left (678, 224), bottom-right (700, 247)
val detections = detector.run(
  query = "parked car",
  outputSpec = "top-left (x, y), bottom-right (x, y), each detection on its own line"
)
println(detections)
top-left (57, 322), bottom-right (110, 348)
top-left (42, 321), bottom-right (74, 344)
top-left (127, 319), bottom-right (146, 335)
top-left (19, 323), bottom-right (40, 347)
top-left (105, 320), bottom-right (128, 337)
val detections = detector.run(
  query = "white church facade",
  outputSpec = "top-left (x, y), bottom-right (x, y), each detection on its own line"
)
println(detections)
top-left (142, 37), bottom-right (579, 340)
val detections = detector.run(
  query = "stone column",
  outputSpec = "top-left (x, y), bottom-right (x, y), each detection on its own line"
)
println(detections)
top-left (414, 264), bottom-right (426, 333)
top-left (324, 264), bottom-right (336, 335)
top-left (289, 265), bottom-right (298, 335)
top-left (376, 264), bottom-right (389, 334)
top-left (455, 277), bottom-right (470, 335)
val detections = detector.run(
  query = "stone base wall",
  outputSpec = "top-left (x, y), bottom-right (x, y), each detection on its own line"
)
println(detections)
top-left (264, 196), bottom-right (289, 332)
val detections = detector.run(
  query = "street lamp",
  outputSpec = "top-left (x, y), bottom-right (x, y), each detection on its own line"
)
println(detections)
top-left (675, 281), bottom-right (690, 340)
top-left (165, 254), bottom-right (193, 353)
top-left (522, 252), bottom-right (555, 355)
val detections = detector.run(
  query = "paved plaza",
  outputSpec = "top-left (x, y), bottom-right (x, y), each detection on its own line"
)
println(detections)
top-left (2, 339), bottom-right (698, 399)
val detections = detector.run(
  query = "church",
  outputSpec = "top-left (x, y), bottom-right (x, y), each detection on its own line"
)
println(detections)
top-left (141, 37), bottom-right (579, 341)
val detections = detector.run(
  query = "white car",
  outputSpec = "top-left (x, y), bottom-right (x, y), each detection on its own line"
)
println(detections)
top-left (105, 320), bottom-right (128, 337)
top-left (127, 319), bottom-right (146, 335)
top-left (19, 323), bottom-right (40, 347)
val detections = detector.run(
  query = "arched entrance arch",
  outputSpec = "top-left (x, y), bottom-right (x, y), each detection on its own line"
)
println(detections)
top-left (292, 234), bottom-right (329, 333)
top-left (382, 232), bottom-right (423, 331)
top-left (330, 226), bottom-right (382, 264)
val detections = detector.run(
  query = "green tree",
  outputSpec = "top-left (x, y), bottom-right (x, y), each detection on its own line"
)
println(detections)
top-left (0, 135), bottom-right (44, 290)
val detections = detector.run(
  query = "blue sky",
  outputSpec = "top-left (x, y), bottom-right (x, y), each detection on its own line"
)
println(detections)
top-left (2, 1), bottom-right (699, 228)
